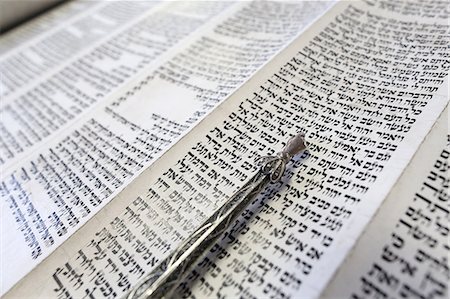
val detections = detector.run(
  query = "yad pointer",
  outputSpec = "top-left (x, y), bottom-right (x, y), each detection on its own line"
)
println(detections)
top-left (127, 132), bottom-right (307, 299)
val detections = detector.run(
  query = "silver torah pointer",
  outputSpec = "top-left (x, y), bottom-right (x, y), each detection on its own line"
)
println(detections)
top-left (126, 133), bottom-right (307, 299)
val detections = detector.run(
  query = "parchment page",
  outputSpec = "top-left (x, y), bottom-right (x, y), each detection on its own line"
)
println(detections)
top-left (322, 105), bottom-right (448, 298)
top-left (4, 0), bottom-right (448, 298)
top-left (0, 0), bottom-right (236, 169)
top-left (0, 1), bottom-right (334, 295)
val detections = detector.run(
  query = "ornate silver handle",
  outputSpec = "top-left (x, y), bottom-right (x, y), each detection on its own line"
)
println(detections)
top-left (126, 133), bottom-right (307, 299)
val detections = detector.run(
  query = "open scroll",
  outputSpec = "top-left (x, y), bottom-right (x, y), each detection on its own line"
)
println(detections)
top-left (3, 0), bottom-right (448, 298)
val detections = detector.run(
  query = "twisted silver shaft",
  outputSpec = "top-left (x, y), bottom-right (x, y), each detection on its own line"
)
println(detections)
top-left (126, 133), bottom-right (307, 299)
